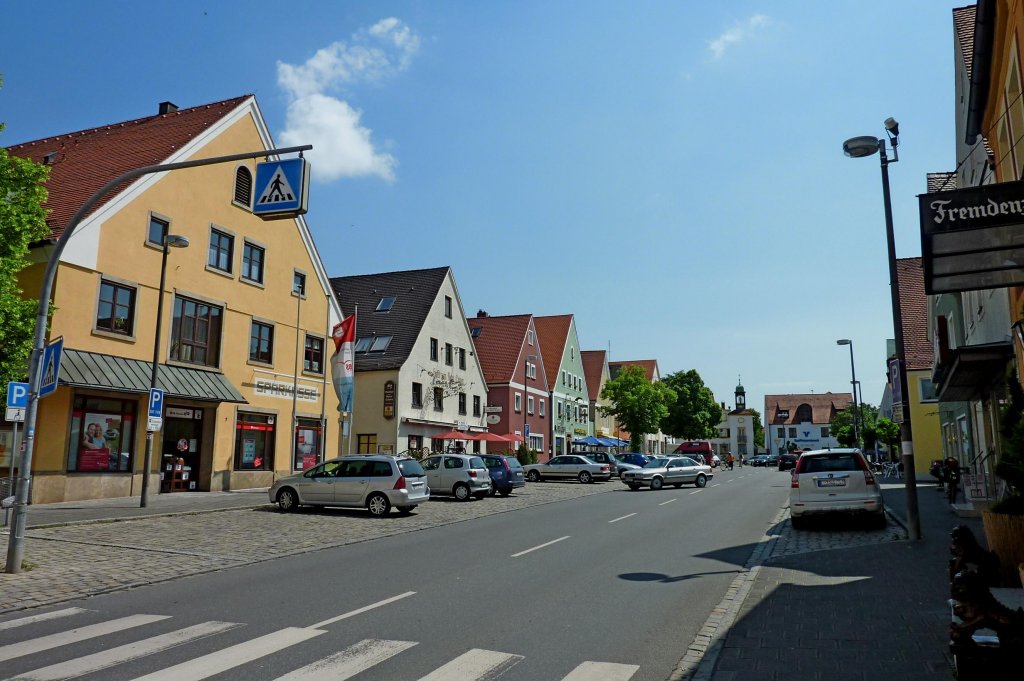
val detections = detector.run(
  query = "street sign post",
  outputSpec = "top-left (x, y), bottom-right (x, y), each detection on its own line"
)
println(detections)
top-left (38, 337), bottom-right (64, 399)
top-left (6, 382), bottom-right (29, 423)
top-left (253, 158), bottom-right (310, 219)
top-left (147, 388), bottom-right (164, 433)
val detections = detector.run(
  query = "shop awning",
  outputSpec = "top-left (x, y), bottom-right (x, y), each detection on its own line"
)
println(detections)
top-left (59, 349), bottom-right (247, 403)
top-left (935, 341), bottom-right (1013, 402)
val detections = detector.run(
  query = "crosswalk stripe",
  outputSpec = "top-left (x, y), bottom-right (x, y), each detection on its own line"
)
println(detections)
top-left (560, 661), bottom-right (640, 681)
top-left (274, 638), bottom-right (417, 680)
top-left (129, 627), bottom-right (325, 681)
top-left (9, 621), bottom-right (241, 681)
top-left (417, 648), bottom-right (523, 680)
top-left (0, 615), bottom-right (170, 663)
top-left (0, 608), bottom-right (87, 631)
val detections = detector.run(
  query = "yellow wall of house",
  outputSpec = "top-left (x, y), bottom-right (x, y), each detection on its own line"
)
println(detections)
top-left (350, 371), bottom-right (400, 454)
top-left (908, 368), bottom-right (941, 473)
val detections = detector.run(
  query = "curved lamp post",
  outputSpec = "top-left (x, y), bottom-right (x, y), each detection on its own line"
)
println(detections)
top-left (843, 118), bottom-right (921, 540)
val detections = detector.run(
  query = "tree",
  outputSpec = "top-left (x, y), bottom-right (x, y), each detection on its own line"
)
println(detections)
top-left (660, 369), bottom-right (719, 440)
top-left (601, 365), bottom-right (676, 452)
top-left (875, 418), bottom-right (900, 459)
top-left (830, 403), bottom-right (881, 449)
top-left (749, 408), bottom-right (765, 449)
top-left (0, 79), bottom-right (50, 399)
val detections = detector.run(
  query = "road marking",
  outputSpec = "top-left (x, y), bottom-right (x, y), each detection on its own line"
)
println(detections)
top-left (712, 484), bottom-right (721, 487)
top-left (129, 627), bottom-right (325, 681)
top-left (659, 498), bottom-right (676, 506)
top-left (418, 648), bottom-right (523, 680)
top-left (725, 478), bottom-right (734, 483)
top-left (0, 614), bottom-right (170, 663)
top-left (689, 490), bottom-right (702, 495)
top-left (511, 536), bottom-right (570, 557)
top-left (0, 608), bottom-right (87, 631)
top-left (11, 621), bottom-right (241, 681)
top-left (561, 661), bottom-right (640, 680)
top-left (275, 639), bottom-right (417, 681)
top-left (309, 591), bottom-right (417, 629)
top-left (609, 513), bottom-right (637, 523)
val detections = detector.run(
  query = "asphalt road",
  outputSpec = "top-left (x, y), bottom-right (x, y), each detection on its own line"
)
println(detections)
top-left (0, 467), bottom-right (792, 681)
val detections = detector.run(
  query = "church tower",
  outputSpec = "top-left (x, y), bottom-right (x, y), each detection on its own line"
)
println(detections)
top-left (735, 378), bottom-right (746, 411)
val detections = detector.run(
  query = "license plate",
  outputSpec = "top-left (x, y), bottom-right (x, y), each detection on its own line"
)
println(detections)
top-left (816, 478), bottom-right (847, 488)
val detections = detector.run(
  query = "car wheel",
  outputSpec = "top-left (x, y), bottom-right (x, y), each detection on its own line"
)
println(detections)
top-left (695, 474), bottom-right (707, 488)
top-left (650, 477), bottom-right (664, 491)
top-left (454, 483), bottom-right (471, 501)
top-left (578, 471), bottom-right (593, 484)
top-left (396, 505), bottom-right (415, 515)
top-left (276, 487), bottom-right (299, 512)
top-left (527, 470), bottom-right (541, 482)
top-left (627, 483), bottom-right (640, 491)
top-left (367, 492), bottom-right (391, 517)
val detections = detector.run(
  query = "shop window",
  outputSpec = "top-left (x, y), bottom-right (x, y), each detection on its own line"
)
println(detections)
top-left (67, 396), bottom-right (137, 472)
top-left (96, 280), bottom-right (136, 335)
top-left (171, 295), bottom-right (223, 367)
top-left (233, 166), bottom-right (253, 207)
top-left (304, 335), bottom-right (324, 374)
top-left (242, 241), bottom-right (265, 284)
top-left (294, 418), bottom-right (322, 471)
top-left (234, 412), bottom-right (274, 471)
top-left (208, 229), bottom-right (234, 273)
top-left (357, 434), bottom-right (377, 454)
top-left (408, 434), bottom-right (422, 452)
top-left (249, 320), bottom-right (274, 364)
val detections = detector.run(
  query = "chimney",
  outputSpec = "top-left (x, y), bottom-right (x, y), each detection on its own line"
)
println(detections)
top-left (476, 310), bottom-right (488, 318)
top-left (158, 101), bottom-right (179, 115)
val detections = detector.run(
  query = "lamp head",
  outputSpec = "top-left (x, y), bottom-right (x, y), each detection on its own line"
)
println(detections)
top-left (842, 136), bottom-right (881, 158)
top-left (164, 234), bottom-right (190, 248)
top-left (884, 117), bottom-right (899, 138)
top-left (836, 339), bottom-right (851, 346)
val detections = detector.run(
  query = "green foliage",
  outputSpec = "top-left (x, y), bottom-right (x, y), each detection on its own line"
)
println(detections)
top-left (830, 402), bottom-right (881, 449)
top-left (749, 408), bottom-right (764, 448)
top-left (0, 87), bottom-right (50, 396)
top-left (995, 375), bottom-right (1024, 510)
top-left (516, 443), bottom-right (537, 466)
top-left (601, 365), bottom-right (676, 451)
top-left (874, 418), bottom-right (900, 455)
top-left (659, 369), bottom-right (719, 439)
top-left (833, 424), bottom-right (856, 447)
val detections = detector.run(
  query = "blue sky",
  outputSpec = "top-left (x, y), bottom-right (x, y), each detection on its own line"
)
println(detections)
top-left (1, 1), bottom-right (971, 419)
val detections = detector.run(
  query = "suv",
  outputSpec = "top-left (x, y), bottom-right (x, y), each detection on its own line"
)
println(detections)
top-left (421, 454), bottom-right (492, 500)
top-left (616, 452), bottom-right (650, 468)
top-left (480, 454), bottom-right (526, 496)
top-left (269, 455), bottom-right (429, 517)
top-left (789, 448), bottom-right (885, 529)
top-left (778, 450), bottom-right (800, 471)
top-left (573, 450), bottom-right (624, 476)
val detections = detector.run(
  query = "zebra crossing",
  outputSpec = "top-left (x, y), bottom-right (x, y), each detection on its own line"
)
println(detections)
top-left (0, 607), bottom-right (640, 681)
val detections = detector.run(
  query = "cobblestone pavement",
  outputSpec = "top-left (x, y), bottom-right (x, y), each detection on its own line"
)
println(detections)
top-left (0, 480), bottom-right (616, 613)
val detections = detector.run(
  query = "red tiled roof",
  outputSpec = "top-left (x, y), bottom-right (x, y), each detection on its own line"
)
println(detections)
top-left (580, 350), bottom-right (606, 401)
top-left (897, 257), bottom-right (934, 371)
top-left (534, 314), bottom-right (572, 388)
top-left (467, 314), bottom-right (532, 385)
top-left (609, 359), bottom-right (658, 382)
top-left (764, 393), bottom-right (853, 425)
top-left (6, 95), bottom-right (252, 239)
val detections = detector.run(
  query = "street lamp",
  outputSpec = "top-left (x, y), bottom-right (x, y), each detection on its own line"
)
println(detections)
top-left (836, 339), bottom-right (861, 450)
top-left (140, 233), bottom-right (190, 508)
top-left (524, 354), bottom-right (537, 452)
top-left (843, 117), bottom-right (921, 540)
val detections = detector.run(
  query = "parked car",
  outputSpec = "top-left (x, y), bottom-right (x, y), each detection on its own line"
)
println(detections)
top-left (523, 455), bottom-right (611, 483)
top-left (711, 454), bottom-right (722, 468)
top-left (573, 450), bottom-right (627, 476)
top-left (789, 448), bottom-right (885, 529)
top-left (421, 454), bottom-right (492, 500)
top-left (778, 451), bottom-right (800, 471)
top-left (748, 454), bottom-right (769, 467)
top-left (480, 454), bottom-right (526, 496)
top-left (616, 452), bottom-right (650, 468)
top-left (269, 455), bottom-right (429, 516)
top-left (765, 453), bottom-right (779, 467)
top-left (621, 456), bottom-right (712, 490)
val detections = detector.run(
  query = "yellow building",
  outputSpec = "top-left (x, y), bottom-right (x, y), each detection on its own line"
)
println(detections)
top-left (4, 96), bottom-right (341, 503)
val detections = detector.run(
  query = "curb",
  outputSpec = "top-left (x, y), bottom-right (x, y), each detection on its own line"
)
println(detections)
top-left (21, 503), bottom-right (268, 530)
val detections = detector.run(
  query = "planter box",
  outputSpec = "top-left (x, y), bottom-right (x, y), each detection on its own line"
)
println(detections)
top-left (982, 511), bottom-right (1024, 587)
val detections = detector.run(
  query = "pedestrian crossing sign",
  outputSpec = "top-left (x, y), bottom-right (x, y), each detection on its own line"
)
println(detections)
top-left (253, 158), bottom-right (310, 219)
top-left (39, 336), bottom-right (64, 399)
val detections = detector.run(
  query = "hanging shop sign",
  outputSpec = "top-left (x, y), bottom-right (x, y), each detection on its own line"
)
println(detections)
top-left (383, 380), bottom-right (396, 420)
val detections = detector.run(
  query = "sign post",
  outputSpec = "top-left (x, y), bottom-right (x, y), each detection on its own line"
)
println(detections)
top-left (147, 388), bottom-right (164, 433)
top-left (4, 382), bottom-right (28, 526)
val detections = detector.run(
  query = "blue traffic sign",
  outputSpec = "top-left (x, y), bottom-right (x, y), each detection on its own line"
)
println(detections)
top-left (525, 423), bottom-right (530, 438)
top-left (38, 337), bottom-right (64, 399)
top-left (6, 382), bottom-right (29, 409)
top-left (148, 388), bottom-right (165, 419)
top-left (253, 158), bottom-right (310, 218)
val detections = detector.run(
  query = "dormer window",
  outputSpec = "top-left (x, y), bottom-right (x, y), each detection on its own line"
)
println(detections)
top-left (355, 337), bottom-right (373, 352)
top-left (471, 327), bottom-right (482, 338)
top-left (369, 335), bottom-right (393, 352)
top-left (376, 296), bottom-right (396, 312)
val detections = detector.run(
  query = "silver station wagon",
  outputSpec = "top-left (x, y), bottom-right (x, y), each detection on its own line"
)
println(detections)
top-left (269, 455), bottom-right (429, 517)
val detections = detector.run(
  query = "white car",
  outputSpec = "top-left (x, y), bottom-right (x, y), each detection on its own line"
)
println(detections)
top-left (621, 456), bottom-right (712, 490)
top-left (789, 448), bottom-right (885, 529)
top-left (523, 455), bottom-right (612, 483)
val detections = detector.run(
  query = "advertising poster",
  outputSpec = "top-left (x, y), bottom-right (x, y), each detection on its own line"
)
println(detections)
top-left (242, 439), bottom-right (256, 465)
top-left (79, 413), bottom-right (119, 471)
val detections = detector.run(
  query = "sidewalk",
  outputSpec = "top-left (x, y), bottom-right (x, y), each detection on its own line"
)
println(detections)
top-left (704, 480), bottom-right (983, 680)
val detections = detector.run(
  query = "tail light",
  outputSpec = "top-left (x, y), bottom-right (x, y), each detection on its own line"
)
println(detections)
top-left (468, 470), bottom-right (478, 478)
top-left (790, 472), bottom-right (800, 489)
top-left (855, 454), bottom-right (877, 486)
top-left (601, 465), bottom-right (610, 472)
top-left (393, 476), bottom-right (407, 490)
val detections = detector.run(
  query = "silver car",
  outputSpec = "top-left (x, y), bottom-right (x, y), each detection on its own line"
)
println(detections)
top-left (269, 455), bottom-right (429, 516)
top-left (523, 455), bottom-right (612, 483)
top-left (621, 456), bottom-right (712, 490)
top-left (420, 454), bottom-right (492, 500)
top-left (789, 448), bottom-right (884, 529)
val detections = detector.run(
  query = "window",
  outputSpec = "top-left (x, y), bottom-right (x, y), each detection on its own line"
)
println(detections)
top-left (294, 418), bottom-right (322, 470)
top-left (355, 337), bottom-right (373, 352)
top-left (293, 272), bottom-right (306, 296)
top-left (412, 382), bottom-right (423, 408)
top-left (445, 296), bottom-right (453, 318)
top-left (369, 336), bottom-right (392, 352)
top-left (147, 215), bottom-right (168, 245)
top-left (528, 329), bottom-right (534, 345)
top-left (304, 335), bottom-right (324, 374)
top-left (249, 321), bottom-right (274, 364)
top-left (540, 399), bottom-right (545, 417)
top-left (170, 296), bottom-right (223, 367)
top-left (515, 393), bottom-right (522, 413)
top-left (777, 427), bottom-right (784, 438)
top-left (433, 387), bottom-right (444, 411)
top-left (562, 371), bottom-right (567, 385)
top-left (458, 392), bottom-right (467, 415)
top-left (445, 343), bottom-right (453, 366)
top-left (234, 412), bottom-right (274, 471)
top-left (920, 378), bottom-right (938, 402)
top-left (471, 327), bottom-right (481, 338)
top-left (96, 280), bottom-right (136, 335)
top-left (208, 229), bottom-right (233, 273)
top-left (820, 427), bottom-right (831, 438)
top-left (241, 242), bottom-right (265, 284)
top-left (473, 395), bottom-right (481, 417)
top-left (430, 338), bottom-right (439, 361)
top-left (357, 434), bottom-right (378, 454)
top-left (376, 296), bottom-right (396, 312)
top-left (528, 396), bottom-right (534, 415)
top-left (788, 427), bottom-right (797, 438)
top-left (67, 396), bottom-right (136, 472)
top-left (234, 166), bottom-right (252, 207)
top-left (795, 404), bottom-right (813, 423)
top-left (408, 434), bottom-right (422, 452)
top-left (558, 401), bottom-right (563, 418)
top-left (459, 348), bottom-right (466, 370)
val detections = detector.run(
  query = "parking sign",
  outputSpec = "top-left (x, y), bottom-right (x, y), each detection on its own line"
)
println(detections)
top-left (6, 382), bottom-right (29, 409)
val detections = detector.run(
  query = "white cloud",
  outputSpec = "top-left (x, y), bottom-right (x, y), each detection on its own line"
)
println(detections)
top-left (276, 18), bottom-right (418, 182)
top-left (708, 14), bottom-right (769, 61)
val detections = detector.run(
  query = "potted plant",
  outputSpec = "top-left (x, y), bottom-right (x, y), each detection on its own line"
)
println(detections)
top-left (982, 375), bottom-right (1024, 586)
